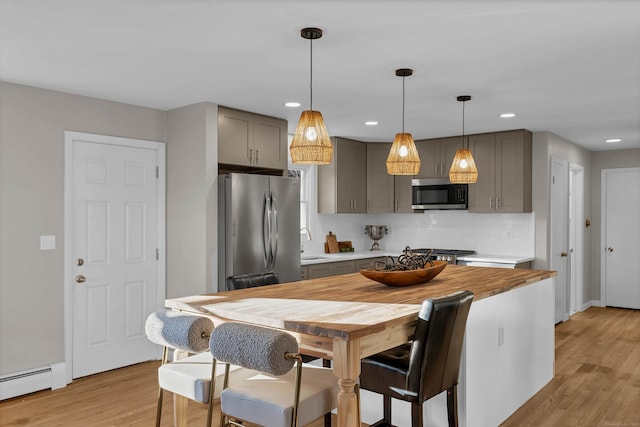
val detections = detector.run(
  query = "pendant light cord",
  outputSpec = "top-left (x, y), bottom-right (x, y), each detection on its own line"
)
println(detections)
top-left (462, 99), bottom-right (466, 148)
top-left (402, 76), bottom-right (405, 133)
top-left (309, 37), bottom-right (313, 111)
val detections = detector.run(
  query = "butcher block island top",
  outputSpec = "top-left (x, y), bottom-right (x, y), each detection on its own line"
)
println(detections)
top-left (166, 265), bottom-right (555, 340)
top-left (165, 265), bottom-right (556, 427)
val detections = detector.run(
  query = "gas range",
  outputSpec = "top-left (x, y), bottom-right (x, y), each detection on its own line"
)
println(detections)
top-left (406, 248), bottom-right (476, 264)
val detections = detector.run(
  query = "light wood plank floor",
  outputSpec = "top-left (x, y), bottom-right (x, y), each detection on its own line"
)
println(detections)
top-left (1, 307), bottom-right (638, 426)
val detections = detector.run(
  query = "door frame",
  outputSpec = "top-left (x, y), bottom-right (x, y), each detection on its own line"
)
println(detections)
top-left (63, 131), bottom-right (166, 384)
top-left (550, 156), bottom-right (569, 323)
top-left (600, 167), bottom-right (640, 306)
top-left (569, 163), bottom-right (584, 314)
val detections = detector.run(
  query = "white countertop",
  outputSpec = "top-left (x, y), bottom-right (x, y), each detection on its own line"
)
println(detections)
top-left (456, 254), bottom-right (534, 264)
top-left (300, 250), bottom-right (398, 265)
top-left (301, 251), bottom-right (534, 266)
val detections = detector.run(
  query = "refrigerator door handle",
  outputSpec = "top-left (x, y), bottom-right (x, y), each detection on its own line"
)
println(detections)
top-left (271, 192), bottom-right (279, 269)
top-left (262, 193), bottom-right (271, 268)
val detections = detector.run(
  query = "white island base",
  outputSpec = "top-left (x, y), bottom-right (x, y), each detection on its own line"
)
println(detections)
top-left (359, 277), bottom-right (555, 427)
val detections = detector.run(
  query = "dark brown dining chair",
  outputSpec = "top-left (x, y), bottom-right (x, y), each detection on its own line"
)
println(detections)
top-left (358, 290), bottom-right (474, 427)
top-left (226, 271), bottom-right (280, 290)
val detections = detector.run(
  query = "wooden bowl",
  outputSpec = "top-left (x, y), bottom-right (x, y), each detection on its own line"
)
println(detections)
top-left (359, 261), bottom-right (447, 287)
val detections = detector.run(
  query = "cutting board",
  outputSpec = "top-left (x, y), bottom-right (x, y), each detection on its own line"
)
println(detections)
top-left (326, 231), bottom-right (339, 253)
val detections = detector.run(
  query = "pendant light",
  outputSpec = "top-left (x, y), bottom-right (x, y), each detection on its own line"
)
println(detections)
top-left (449, 95), bottom-right (478, 183)
top-left (386, 68), bottom-right (421, 175)
top-left (290, 27), bottom-right (333, 165)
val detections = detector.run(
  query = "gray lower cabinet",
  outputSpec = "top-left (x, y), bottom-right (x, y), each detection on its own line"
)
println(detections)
top-left (302, 257), bottom-right (387, 280)
top-left (355, 257), bottom-right (386, 271)
top-left (307, 261), bottom-right (354, 279)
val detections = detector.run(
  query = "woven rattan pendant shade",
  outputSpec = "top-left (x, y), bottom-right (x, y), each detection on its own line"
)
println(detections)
top-left (449, 147), bottom-right (478, 183)
top-left (449, 95), bottom-right (478, 183)
top-left (386, 132), bottom-right (420, 175)
top-left (386, 68), bottom-right (420, 175)
top-left (290, 110), bottom-right (333, 164)
top-left (290, 27), bottom-right (333, 165)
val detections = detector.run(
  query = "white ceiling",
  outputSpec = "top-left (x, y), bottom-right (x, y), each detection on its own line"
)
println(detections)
top-left (1, 0), bottom-right (639, 151)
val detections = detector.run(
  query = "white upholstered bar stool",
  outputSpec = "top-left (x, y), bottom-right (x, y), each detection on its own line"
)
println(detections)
top-left (210, 322), bottom-right (338, 427)
top-left (145, 309), bottom-right (257, 427)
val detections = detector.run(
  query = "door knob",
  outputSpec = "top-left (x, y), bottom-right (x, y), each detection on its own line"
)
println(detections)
top-left (607, 247), bottom-right (614, 253)
top-left (76, 258), bottom-right (84, 266)
top-left (560, 252), bottom-right (568, 257)
top-left (75, 275), bottom-right (86, 283)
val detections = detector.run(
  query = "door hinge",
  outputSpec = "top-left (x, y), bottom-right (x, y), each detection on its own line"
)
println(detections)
top-left (156, 248), bottom-right (159, 260)
top-left (156, 166), bottom-right (159, 178)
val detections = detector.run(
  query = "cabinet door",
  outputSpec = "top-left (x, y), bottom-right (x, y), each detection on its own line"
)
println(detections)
top-left (355, 257), bottom-right (386, 271)
top-left (367, 144), bottom-right (395, 213)
top-left (338, 139), bottom-right (367, 213)
top-left (394, 175), bottom-right (414, 213)
top-left (415, 139), bottom-right (441, 178)
top-left (496, 130), bottom-right (531, 212)
top-left (468, 133), bottom-right (496, 212)
top-left (218, 107), bottom-right (253, 166)
top-left (307, 264), bottom-right (332, 279)
top-left (441, 136), bottom-right (464, 177)
top-left (253, 115), bottom-right (287, 170)
top-left (330, 261), bottom-right (356, 276)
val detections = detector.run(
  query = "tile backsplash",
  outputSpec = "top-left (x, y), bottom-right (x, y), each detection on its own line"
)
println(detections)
top-left (305, 211), bottom-right (535, 257)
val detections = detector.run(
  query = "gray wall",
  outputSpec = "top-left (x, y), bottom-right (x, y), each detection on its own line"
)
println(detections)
top-left (166, 102), bottom-right (218, 298)
top-left (590, 148), bottom-right (640, 301)
top-left (0, 82), bottom-right (167, 375)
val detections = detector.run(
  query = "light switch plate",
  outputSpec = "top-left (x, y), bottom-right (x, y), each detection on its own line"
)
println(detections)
top-left (40, 235), bottom-right (56, 250)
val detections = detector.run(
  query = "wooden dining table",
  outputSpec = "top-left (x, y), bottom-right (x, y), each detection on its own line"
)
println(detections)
top-left (165, 264), bottom-right (555, 427)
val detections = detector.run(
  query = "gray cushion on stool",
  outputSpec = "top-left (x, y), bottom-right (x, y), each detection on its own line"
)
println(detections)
top-left (145, 309), bottom-right (213, 353)
top-left (210, 322), bottom-right (297, 376)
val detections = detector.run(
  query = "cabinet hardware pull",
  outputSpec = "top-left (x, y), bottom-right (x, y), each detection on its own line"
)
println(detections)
top-left (249, 148), bottom-right (253, 163)
top-left (255, 149), bottom-right (259, 164)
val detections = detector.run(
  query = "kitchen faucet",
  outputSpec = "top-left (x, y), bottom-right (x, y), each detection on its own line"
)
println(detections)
top-left (300, 227), bottom-right (312, 253)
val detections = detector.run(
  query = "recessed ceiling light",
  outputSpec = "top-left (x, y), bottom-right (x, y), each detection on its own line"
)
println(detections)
top-left (606, 138), bottom-right (622, 143)
top-left (500, 113), bottom-right (516, 118)
top-left (365, 121), bottom-right (379, 126)
top-left (284, 102), bottom-right (301, 108)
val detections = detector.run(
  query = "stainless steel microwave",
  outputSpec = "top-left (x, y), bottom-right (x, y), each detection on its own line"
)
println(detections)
top-left (411, 178), bottom-right (468, 210)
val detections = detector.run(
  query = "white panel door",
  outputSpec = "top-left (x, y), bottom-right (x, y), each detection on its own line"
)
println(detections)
top-left (550, 158), bottom-right (569, 323)
top-left (72, 140), bottom-right (159, 378)
top-left (602, 168), bottom-right (640, 309)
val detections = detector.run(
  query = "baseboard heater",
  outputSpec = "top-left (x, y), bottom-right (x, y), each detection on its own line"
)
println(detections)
top-left (0, 363), bottom-right (66, 400)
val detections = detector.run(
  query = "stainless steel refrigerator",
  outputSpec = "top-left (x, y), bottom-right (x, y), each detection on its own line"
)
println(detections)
top-left (218, 173), bottom-right (300, 291)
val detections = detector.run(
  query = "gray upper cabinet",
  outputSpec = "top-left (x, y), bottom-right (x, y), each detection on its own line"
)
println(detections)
top-left (468, 130), bottom-right (532, 213)
top-left (416, 137), bottom-right (463, 178)
top-left (218, 106), bottom-right (287, 171)
top-left (366, 143), bottom-right (415, 213)
top-left (318, 137), bottom-right (367, 213)
top-left (366, 143), bottom-right (395, 213)
top-left (394, 175), bottom-right (414, 213)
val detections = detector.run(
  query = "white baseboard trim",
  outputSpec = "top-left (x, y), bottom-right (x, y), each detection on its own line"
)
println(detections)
top-left (0, 362), bottom-right (67, 400)
top-left (588, 300), bottom-right (603, 308)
